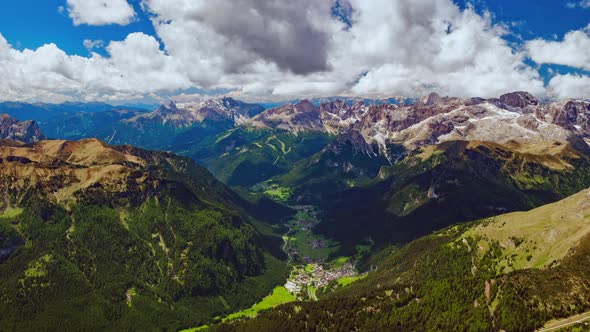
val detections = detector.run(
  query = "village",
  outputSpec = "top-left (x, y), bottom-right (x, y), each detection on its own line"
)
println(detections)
top-left (279, 205), bottom-right (363, 297)
top-left (284, 262), bottom-right (358, 294)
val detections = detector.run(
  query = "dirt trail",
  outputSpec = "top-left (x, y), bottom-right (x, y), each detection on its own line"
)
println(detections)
top-left (537, 310), bottom-right (590, 331)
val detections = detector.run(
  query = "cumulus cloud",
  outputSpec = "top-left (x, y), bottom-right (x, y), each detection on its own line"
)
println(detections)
top-left (67, 0), bottom-right (136, 26)
top-left (344, 1), bottom-right (544, 98)
top-left (548, 74), bottom-right (590, 99)
top-left (0, 32), bottom-right (190, 103)
top-left (143, 0), bottom-right (335, 75)
top-left (140, 0), bottom-right (546, 100)
top-left (83, 39), bottom-right (104, 50)
top-left (526, 24), bottom-right (590, 70)
top-left (1, 0), bottom-right (587, 102)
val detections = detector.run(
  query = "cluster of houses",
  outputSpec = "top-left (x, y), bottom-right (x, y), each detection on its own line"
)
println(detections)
top-left (284, 263), bottom-right (357, 294)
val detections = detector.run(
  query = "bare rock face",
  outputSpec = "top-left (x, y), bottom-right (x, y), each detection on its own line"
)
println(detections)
top-left (334, 129), bottom-right (376, 156)
top-left (319, 100), bottom-right (367, 134)
top-left (126, 97), bottom-right (264, 128)
top-left (0, 114), bottom-right (45, 143)
top-left (544, 100), bottom-right (590, 132)
top-left (426, 119), bottom-right (455, 143)
top-left (517, 114), bottom-right (541, 131)
top-left (249, 99), bottom-right (324, 133)
top-left (420, 92), bottom-right (442, 106)
top-left (464, 97), bottom-right (486, 106)
top-left (499, 91), bottom-right (539, 109)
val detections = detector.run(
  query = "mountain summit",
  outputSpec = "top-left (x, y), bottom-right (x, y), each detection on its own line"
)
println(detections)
top-left (0, 114), bottom-right (45, 143)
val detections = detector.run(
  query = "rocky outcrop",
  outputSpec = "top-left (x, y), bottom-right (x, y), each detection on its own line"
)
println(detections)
top-left (419, 92), bottom-right (442, 106)
top-left (126, 97), bottom-right (264, 128)
top-left (342, 92), bottom-right (589, 152)
top-left (541, 100), bottom-right (590, 132)
top-left (499, 91), bottom-right (539, 109)
top-left (249, 100), bottom-right (324, 133)
top-left (334, 129), bottom-right (376, 156)
top-left (0, 114), bottom-right (45, 143)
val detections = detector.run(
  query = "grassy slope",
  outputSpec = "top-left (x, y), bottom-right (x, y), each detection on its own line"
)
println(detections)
top-left (465, 188), bottom-right (590, 272)
top-left (212, 188), bottom-right (590, 331)
top-left (0, 207), bottom-right (23, 219)
top-left (194, 127), bottom-right (333, 187)
top-left (224, 286), bottom-right (296, 321)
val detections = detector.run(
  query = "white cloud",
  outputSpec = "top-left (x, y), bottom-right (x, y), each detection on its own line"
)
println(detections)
top-left (566, 1), bottom-right (590, 9)
top-left (83, 39), bottom-right (104, 50)
top-left (67, 0), bottom-right (136, 26)
top-left (526, 24), bottom-right (590, 70)
top-left (139, 0), bottom-right (545, 100)
top-left (1, 0), bottom-right (587, 103)
top-left (343, 1), bottom-right (544, 98)
top-left (548, 74), bottom-right (590, 99)
top-left (0, 32), bottom-right (190, 103)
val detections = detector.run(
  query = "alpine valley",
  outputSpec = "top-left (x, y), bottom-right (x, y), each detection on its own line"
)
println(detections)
top-left (2, 91), bottom-right (590, 331)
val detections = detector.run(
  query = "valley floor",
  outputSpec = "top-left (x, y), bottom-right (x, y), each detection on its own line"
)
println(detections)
top-left (184, 201), bottom-right (365, 331)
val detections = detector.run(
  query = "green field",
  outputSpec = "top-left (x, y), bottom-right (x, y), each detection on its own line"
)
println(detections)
top-left (289, 229), bottom-right (340, 261)
top-left (331, 256), bottom-right (351, 268)
top-left (336, 275), bottom-right (366, 287)
top-left (0, 207), bottom-right (23, 219)
top-left (183, 286), bottom-right (295, 331)
top-left (263, 184), bottom-right (293, 203)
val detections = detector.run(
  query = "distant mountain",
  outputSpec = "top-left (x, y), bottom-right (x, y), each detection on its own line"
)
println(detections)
top-left (245, 91), bottom-right (590, 159)
top-left (348, 91), bottom-right (590, 157)
top-left (0, 114), bottom-right (45, 143)
top-left (40, 97), bottom-right (265, 152)
top-left (32, 92), bottom-right (590, 198)
top-left (0, 101), bottom-right (149, 122)
top-left (196, 127), bottom-right (332, 186)
top-left (249, 100), bottom-right (325, 133)
top-left (169, 92), bottom-right (590, 189)
top-left (127, 97), bottom-right (265, 128)
top-left (258, 96), bottom-right (411, 109)
top-left (41, 109), bottom-right (144, 141)
top-left (0, 138), bottom-right (287, 330)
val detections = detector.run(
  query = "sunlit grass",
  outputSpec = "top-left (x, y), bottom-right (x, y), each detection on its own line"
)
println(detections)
top-left (0, 207), bottom-right (23, 219)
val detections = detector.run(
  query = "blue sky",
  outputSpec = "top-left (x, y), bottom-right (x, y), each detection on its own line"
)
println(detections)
top-left (0, 0), bottom-right (155, 56)
top-left (457, 0), bottom-right (589, 39)
top-left (0, 1), bottom-right (585, 57)
top-left (0, 0), bottom-right (588, 103)
top-left (456, 0), bottom-right (590, 81)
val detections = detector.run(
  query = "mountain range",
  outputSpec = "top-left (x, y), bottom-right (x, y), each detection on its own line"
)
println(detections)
top-left (2, 91), bottom-right (590, 331)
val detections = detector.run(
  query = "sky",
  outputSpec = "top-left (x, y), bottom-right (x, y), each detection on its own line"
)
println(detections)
top-left (0, 0), bottom-right (588, 104)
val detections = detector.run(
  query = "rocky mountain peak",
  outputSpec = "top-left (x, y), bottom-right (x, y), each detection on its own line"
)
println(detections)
top-left (248, 99), bottom-right (324, 133)
top-left (294, 99), bottom-right (317, 113)
top-left (419, 92), bottom-right (442, 106)
top-left (499, 91), bottom-right (539, 108)
top-left (540, 99), bottom-right (590, 132)
top-left (126, 97), bottom-right (264, 128)
top-left (0, 113), bottom-right (45, 143)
